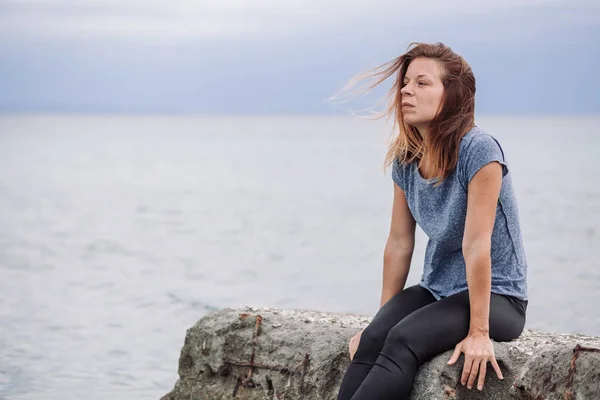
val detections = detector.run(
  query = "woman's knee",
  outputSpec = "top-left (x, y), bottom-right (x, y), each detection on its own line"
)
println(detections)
top-left (383, 320), bottom-right (444, 364)
top-left (490, 295), bottom-right (527, 342)
top-left (490, 316), bottom-right (525, 342)
top-left (380, 324), bottom-right (421, 366)
top-left (384, 324), bottom-right (413, 347)
top-left (355, 324), bottom-right (388, 358)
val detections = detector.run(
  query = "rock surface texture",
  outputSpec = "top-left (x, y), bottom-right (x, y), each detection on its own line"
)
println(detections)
top-left (161, 307), bottom-right (600, 400)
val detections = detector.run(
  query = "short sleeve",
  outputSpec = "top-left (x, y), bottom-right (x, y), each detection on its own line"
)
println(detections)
top-left (460, 134), bottom-right (508, 187)
top-left (391, 158), bottom-right (406, 189)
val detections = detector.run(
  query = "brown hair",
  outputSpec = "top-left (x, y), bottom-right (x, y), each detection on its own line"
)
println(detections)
top-left (337, 42), bottom-right (476, 184)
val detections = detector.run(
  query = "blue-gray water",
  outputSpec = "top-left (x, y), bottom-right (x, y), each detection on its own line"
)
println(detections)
top-left (0, 115), bottom-right (598, 399)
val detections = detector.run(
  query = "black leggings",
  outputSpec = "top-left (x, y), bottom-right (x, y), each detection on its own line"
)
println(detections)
top-left (336, 284), bottom-right (527, 400)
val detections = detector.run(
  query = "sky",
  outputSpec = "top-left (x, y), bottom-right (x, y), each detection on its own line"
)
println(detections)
top-left (0, 0), bottom-right (599, 114)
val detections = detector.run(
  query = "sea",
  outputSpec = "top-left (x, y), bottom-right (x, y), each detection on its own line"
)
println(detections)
top-left (0, 114), bottom-right (598, 399)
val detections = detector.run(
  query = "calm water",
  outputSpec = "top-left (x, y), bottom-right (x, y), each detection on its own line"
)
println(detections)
top-left (0, 115), bottom-right (598, 399)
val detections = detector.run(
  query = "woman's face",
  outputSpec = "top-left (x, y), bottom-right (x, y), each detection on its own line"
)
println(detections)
top-left (400, 57), bottom-right (445, 130)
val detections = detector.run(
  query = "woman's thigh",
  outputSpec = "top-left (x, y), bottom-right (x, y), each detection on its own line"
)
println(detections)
top-left (383, 290), bottom-right (527, 363)
top-left (356, 285), bottom-right (435, 355)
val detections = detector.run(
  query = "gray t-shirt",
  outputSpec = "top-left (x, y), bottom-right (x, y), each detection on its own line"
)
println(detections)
top-left (392, 126), bottom-right (528, 301)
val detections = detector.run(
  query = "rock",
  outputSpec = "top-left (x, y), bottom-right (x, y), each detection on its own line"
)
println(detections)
top-left (161, 307), bottom-right (600, 400)
top-left (511, 335), bottom-right (600, 400)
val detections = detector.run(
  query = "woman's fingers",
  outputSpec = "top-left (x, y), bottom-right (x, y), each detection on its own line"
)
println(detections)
top-left (466, 357), bottom-right (479, 389)
top-left (348, 331), bottom-right (362, 361)
top-left (477, 359), bottom-right (487, 390)
top-left (447, 343), bottom-right (462, 366)
top-left (454, 336), bottom-right (504, 391)
top-left (460, 357), bottom-right (473, 386)
top-left (490, 356), bottom-right (504, 380)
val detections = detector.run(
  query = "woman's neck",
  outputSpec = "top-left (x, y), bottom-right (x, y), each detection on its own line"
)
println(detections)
top-left (415, 125), bottom-right (431, 140)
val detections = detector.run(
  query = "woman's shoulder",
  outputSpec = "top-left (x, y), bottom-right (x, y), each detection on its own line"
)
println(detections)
top-left (391, 156), bottom-right (413, 189)
top-left (458, 126), bottom-right (509, 184)
top-left (459, 126), bottom-right (506, 161)
top-left (460, 126), bottom-right (501, 147)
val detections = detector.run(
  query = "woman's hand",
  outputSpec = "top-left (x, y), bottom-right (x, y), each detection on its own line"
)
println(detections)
top-left (447, 331), bottom-right (504, 391)
top-left (348, 329), bottom-right (363, 361)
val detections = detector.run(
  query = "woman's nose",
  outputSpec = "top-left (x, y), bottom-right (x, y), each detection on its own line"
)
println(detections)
top-left (400, 83), bottom-right (412, 96)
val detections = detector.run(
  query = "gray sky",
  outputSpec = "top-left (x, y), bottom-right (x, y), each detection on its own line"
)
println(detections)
top-left (1, 0), bottom-right (599, 114)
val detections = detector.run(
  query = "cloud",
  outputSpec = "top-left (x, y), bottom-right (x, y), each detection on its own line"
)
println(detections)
top-left (1, 0), bottom-right (597, 40)
top-left (0, 0), bottom-right (598, 114)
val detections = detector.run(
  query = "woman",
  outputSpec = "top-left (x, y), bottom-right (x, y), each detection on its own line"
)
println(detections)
top-left (335, 42), bottom-right (528, 400)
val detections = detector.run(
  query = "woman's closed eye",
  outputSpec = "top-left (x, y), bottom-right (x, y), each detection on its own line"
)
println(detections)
top-left (402, 81), bottom-right (427, 87)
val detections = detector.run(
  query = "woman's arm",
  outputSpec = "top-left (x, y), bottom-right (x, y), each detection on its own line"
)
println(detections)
top-left (447, 161), bottom-right (504, 391)
top-left (349, 182), bottom-right (416, 361)
top-left (462, 161), bottom-right (502, 333)
top-left (381, 182), bottom-right (417, 308)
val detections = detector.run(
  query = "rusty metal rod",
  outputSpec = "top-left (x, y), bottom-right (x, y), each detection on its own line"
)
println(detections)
top-left (246, 315), bottom-right (263, 381)
top-left (564, 344), bottom-right (600, 399)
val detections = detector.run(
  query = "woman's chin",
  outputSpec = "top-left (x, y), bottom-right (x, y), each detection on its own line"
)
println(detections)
top-left (403, 117), bottom-right (419, 126)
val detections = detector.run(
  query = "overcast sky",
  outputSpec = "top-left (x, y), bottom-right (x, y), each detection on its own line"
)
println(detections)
top-left (1, 0), bottom-right (599, 114)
